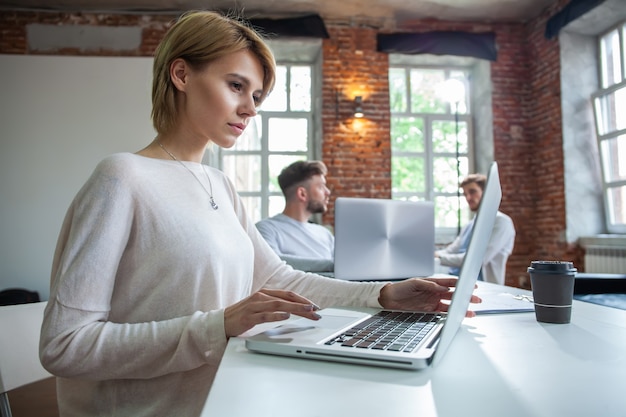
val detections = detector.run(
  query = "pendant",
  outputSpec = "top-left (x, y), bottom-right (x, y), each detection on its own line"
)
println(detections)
top-left (210, 197), bottom-right (219, 210)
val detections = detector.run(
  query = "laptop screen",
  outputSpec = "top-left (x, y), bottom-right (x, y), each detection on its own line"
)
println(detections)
top-left (431, 161), bottom-right (502, 365)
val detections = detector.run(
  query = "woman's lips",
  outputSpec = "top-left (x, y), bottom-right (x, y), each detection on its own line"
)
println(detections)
top-left (229, 122), bottom-right (246, 135)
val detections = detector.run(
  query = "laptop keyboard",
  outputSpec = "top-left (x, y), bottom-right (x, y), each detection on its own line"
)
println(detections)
top-left (324, 310), bottom-right (443, 353)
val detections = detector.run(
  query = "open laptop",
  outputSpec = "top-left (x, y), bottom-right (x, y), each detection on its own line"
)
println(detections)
top-left (333, 198), bottom-right (435, 280)
top-left (246, 162), bottom-right (502, 370)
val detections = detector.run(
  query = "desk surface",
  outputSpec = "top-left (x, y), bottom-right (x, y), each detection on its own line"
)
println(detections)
top-left (201, 282), bottom-right (626, 417)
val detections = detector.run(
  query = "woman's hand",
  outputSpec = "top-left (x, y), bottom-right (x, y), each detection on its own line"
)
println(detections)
top-left (378, 277), bottom-right (482, 317)
top-left (224, 289), bottom-right (321, 337)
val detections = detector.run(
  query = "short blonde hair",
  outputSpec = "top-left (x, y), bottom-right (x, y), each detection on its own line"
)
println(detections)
top-left (151, 11), bottom-right (276, 134)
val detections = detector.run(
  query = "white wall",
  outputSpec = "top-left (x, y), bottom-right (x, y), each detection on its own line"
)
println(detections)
top-left (0, 55), bottom-right (155, 300)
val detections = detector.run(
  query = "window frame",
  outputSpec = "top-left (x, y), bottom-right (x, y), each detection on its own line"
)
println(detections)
top-left (389, 64), bottom-right (475, 243)
top-left (593, 21), bottom-right (626, 234)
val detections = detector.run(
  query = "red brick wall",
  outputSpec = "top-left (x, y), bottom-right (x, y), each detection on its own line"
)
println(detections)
top-left (321, 26), bottom-right (392, 220)
top-left (488, 22), bottom-right (537, 286)
top-left (0, 4), bottom-right (585, 288)
top-left (523, 3), bottom-right (585, 277)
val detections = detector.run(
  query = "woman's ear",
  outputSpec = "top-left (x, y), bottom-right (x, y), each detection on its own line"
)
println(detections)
top-left (170, 58), bottom-right (188, 92)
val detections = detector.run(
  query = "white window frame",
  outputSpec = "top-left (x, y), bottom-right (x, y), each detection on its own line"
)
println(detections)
top-left (592, 21), bottom-right (626, 234)
top-left (389, 64), bottom-right (474, 243)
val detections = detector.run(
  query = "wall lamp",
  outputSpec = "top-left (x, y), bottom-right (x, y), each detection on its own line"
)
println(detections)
top-left (353, 96), bottom-right (364, 118)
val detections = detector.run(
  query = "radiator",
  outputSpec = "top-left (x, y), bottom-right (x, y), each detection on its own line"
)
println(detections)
top-left (584, 246), bottom-right (626, 274)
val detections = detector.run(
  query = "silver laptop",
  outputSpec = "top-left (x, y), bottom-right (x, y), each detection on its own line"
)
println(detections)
top-left (333, 198), bottom-right (435, 280)
top-left (246, 162), bottom-right (502, 370)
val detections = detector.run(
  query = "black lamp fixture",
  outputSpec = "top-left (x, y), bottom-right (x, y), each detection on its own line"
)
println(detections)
top-left (354, 96), bottom-right (364, 118)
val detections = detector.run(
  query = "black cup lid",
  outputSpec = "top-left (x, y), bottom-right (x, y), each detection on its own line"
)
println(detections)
top-left (528, 260), bottom-right (576, 272)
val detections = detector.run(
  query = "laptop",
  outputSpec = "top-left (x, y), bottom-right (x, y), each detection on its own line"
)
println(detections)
top-left (245, 162), bottom-right (502, 370)
top-left (333, 197), bottom-right (435, 280)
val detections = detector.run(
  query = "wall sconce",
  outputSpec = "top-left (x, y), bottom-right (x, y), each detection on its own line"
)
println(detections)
top-left (353, 96), bottom-right (364, 118)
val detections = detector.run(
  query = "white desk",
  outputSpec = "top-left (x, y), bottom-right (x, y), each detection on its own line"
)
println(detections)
top-left (201, 283), bottom-right (626, 417)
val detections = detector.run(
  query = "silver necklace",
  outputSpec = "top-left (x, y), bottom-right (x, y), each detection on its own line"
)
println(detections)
top-left (158, 141), bottom-right (219, 210)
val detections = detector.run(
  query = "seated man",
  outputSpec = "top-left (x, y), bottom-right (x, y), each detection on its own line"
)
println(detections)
top-left (435, 173), bottom-right (515, 285)
top-left (256, 160), bottom-right (334, 272)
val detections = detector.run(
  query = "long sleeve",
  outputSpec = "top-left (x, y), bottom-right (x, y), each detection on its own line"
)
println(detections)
top-left (481, 212), bottom-right (516, 284)
top-left (434, 212), bottom-right (515, 284)
top-left (40, 154), bottom-right (257, 416)
top-left (435, 227), bottom-right (468, 268)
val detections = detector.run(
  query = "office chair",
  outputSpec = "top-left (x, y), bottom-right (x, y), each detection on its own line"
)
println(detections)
top-left (0, 301), bottom-right (53, 417)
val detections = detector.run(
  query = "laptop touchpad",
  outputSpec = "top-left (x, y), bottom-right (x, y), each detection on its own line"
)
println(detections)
top-left (260, 314), bottom-right (359, 338)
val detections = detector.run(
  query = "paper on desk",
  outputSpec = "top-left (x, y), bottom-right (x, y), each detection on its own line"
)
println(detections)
top-left (471, 284), bottom-right (535, 315)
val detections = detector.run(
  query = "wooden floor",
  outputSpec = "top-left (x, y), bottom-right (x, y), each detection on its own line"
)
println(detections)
top-left (7, 377), bottom-right (59, 417)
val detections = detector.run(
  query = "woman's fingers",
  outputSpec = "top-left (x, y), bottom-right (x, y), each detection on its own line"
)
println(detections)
top-left (224, 289), bottom-right (321, 337)
top-left (259, 288), bottom-right (320, 310)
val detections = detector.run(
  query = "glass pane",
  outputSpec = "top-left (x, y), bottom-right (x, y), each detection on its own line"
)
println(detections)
top-left (434, 195), bottom-right (470, 229)
top-left (222, 155), bottom-right (261, 192)
top-left (607, 185), bottom-right (626, 226)
top-left (268, 118), bottom-right (309, 152)
top-left (261, 66), bottom-right (287, 111)
top-left (394, 195), bottom-right (426, 202)
top-left (435, 76), bottom-right (468, 115)
top-left (600, 29), bottom-right (621, 88)
top-left (432, 120), bottom-right (468, 153)
top-left (290, 66), bottom-right (311, 111)
top-left (433, 156), bottom-right (469, 193)
top-left (268, 154), bottom-right (306, 192)
top-left (448, 71), bottom-right (470, 114)
top-left (594, 86), bottom-right (626, 135)
top-left (623, 24), bottom-right (626, 83)
top-left (240, 196), bottom-right (262, 224)
top-left (232, 115), bottom-right (262, 151)
top-left (389, 67), bottom-right (407, 112)
top-left (391, 156), bottom-right (425, 193)
top-left (391, 117), bottom-right (424, 152)
top-left (616, 87), bottom-right (626, 130)
top-left (268, 195), bottom-right (286, 217)
top-left (410, 69), bottom-right (446, 113)
top-left (601, 134), bottom-right (626, 182)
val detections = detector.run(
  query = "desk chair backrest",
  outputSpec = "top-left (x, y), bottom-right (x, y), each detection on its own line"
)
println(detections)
top-left (0, 301), bottom-right (52, 417)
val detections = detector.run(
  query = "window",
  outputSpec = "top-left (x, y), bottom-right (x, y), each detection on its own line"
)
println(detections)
top-left (593, 22), bottom-right (626, 233)
top-left (389, 66), bottom-right (473, 241)
top-left (212, 45), bottom-right (320, 223)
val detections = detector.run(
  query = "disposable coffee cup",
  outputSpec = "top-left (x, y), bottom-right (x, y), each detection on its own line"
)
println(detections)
top-left (527, 261), bottom-right (577, 324)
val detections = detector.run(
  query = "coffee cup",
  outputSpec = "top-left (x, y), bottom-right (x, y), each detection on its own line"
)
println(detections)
top-left (527, 261), bottom-right (577, 324)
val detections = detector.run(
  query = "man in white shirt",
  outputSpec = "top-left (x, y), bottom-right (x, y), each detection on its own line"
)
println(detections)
top-left (435, 173), bottom-right (515, 285)
top-left (256, 160), bottom-right (334, 272)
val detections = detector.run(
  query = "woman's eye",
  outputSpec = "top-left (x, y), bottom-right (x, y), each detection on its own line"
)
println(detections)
top-left (231, 82), bottom-right (243, 91)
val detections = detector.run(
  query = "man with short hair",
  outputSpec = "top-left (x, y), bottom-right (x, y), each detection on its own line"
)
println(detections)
top-left (256, 160), bottom-right (334, 272)
top-left (435, 173), bottom-right (515, 285)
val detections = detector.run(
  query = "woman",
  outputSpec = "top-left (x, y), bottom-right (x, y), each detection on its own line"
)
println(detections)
top-left (40, 10), bottom-right (479, 417)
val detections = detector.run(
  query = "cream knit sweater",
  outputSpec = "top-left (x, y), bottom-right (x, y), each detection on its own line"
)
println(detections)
top-left (40, 153), bottom-right (385, 416)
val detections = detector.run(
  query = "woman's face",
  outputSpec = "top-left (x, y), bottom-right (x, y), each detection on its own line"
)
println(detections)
top-left (176, 49), bottom-right (264, 149)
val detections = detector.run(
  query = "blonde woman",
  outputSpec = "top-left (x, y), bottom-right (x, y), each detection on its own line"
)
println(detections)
top-left (40, 11), bottom-right (480, 416)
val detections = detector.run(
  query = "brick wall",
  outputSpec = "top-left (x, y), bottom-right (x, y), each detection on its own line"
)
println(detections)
top-left (321, 26), bottom-right (392, 219)
top-left (0, 3), bottom-right (584, 288)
